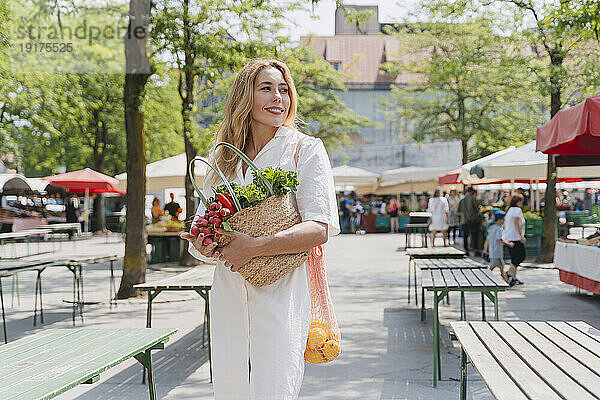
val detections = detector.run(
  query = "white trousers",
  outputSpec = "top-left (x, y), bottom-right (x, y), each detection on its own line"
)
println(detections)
top-left (210, 262), bottom-right (311, 399)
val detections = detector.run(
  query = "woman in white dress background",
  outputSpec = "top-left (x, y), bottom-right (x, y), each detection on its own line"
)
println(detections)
top-left (427, 188), bottom-right (449, 246)
top-left (180, 59), bottom-right (340, 399)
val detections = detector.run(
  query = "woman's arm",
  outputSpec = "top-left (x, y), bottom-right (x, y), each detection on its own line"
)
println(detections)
top-left (217, 220), bottom-right (328, 271)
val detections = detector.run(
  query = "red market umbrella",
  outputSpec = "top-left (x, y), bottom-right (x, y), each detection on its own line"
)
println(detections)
top-left (42, 168), bottom-right (125, 194)
top-left (43, 168), bottom-right (125, 232)
top-left (536, 95), bottom-right (600, 158)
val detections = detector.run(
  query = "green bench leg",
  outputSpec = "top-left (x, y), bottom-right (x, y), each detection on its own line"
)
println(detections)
top-left (420, 287), bottom-right (426, 321)
top-left (414, 263), bottom-right (418, 307)
top-left (11, 273), bottom-right (20, 307)
top-left (135, 349), bottom-right (158, 400)
top-left (407, 258), bottom-right (411, 304)
top-left (460, 346), bottom-right (467, 400)
top-left (460, 292), bottom-right (466, 321)
top-left (433, 290), bottom-right (446, 388)
top-left (481, 292), bottom-right (486, 321)
top-left (33, 270), bottom-right (44, 326)
top-left (1, 277), bottom-right (7, 344)
top-left (483, 291), bottom-right (500, 321)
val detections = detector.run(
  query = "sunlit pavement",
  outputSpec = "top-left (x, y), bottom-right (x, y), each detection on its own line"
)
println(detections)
top-left (2, 233), bottom-right (598, 399)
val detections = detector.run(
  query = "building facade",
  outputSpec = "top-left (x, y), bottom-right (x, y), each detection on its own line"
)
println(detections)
top-left (301, 5), bottom-right (462, 173)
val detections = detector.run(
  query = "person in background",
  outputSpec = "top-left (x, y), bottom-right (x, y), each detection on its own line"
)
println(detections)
top-left (65, 196), bottom-right (79, 239)
top-left (503, 194), bottom-right (526, 287)
top-left (388, 197), bottom-right (399, 233)
top-left (164, 192), bottom-right (182, 220)
top-left (379, 198), bottom-right (387, 215)
top-left (458, 186), bottom-right (481, 256)
top-left (574, 197), bottom-right (584, 211)
top-left (483, 211), bottom-right (511, 283)
top-left (151, 197), bottom-right (164, 224)
top-left (427, 188), bottom-right (449, 246)
top-left (446, 187), bottom-right (461, 244)
top-left (340, 194), bottom-right (352, 233)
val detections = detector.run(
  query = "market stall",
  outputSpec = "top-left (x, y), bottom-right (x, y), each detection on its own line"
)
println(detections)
top-left (43, 168), bottom-right (125, 232)
top-left (115, 153), bottom-right (207, 193)
top-left (332, 165), bottom-right (379, 195)
top-left (554, 241), bottom-right (600, 294)
top-left (536, 95), bottom-right (600, 292)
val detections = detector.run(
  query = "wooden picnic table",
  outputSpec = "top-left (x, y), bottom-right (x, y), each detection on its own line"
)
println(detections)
top-left (405, 247), bottom-right (466, 305)
top-left (0, 260), bottom-right (56, 344)
top-left (135, 266), bottom-right (214, 382)
top-left (0, 229), bottom-right (52, 259)
top-left (451, 321), bottom-right (600, 400)
top-left (0, 327), bottom-right (176, 400)
top-left (0, 255), bottom-right (119, 343)
top-left (404, 223), bottom-right (429, 249)
top-left (420, 265), bottom-right (508, 387)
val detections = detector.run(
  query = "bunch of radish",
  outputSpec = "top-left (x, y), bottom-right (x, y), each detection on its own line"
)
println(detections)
top-left (189, 193), bottom-right (236, 245)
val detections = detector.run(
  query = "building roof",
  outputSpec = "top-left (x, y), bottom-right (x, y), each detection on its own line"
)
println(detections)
top-left (301, 34), bottom-right (423, 87)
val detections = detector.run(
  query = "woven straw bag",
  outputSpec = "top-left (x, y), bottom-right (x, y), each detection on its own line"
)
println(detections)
top-left (189, 141), bottom-right (308, 287)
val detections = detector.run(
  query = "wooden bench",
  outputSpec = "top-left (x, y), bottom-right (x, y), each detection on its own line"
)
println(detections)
top-left (421, 265), bottom-right (508, 387)
top-left (135, 266), bottom-right (214, 382)
top-left (405, 247), bottom-right (466, 305)
top-left (451, 321), bottom-right (600, 400)
top-left (413, 257), bottom-right (485, 312)
top-left (0, 229), bottom-right (52, 259)
top-left (0, 327), bottom-right (176, 400)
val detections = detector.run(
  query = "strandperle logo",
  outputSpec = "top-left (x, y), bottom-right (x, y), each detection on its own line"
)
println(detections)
top-left (6, 2), bottom-right (149, 74)
top-left (14, 20), bottom-right (148, 46)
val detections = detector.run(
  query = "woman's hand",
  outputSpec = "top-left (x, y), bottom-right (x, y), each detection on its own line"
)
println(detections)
top-left (520, 236), bottom-right (527, 244)
top-left (216, 229), bottom-right (259, 272)
top-left (508, 241), bottom-right (515, 248)
top-left (180, 232), bottom-right (219, 259)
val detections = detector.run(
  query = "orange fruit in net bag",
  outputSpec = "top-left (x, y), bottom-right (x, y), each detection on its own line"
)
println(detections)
top-left (305, 346), bottom-right (328, 364)
top-left (322, 339), bottom-right (341, 361)
top-left (307, 327), bottom-right (327, 349)
top-left (310, 319), bottom-right (329, 331)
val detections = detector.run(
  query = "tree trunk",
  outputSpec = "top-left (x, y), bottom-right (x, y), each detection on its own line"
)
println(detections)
top-left (179, 0), bottom-right (200, 267)
top-left (461, 139), bottom-right (468, 166)
top-left (117, 0), bottom-right (152, 299)
top-left (537, 49), bottom-right (563, 263)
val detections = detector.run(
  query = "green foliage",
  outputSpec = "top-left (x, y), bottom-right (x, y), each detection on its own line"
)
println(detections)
top-left (382, 17), bottom-right (546, 162)
top-left (214, 167), bottom-right (299, 209)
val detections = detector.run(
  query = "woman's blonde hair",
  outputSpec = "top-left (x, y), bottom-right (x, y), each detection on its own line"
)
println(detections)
top-left (207, 59), bottom-right (298, 185)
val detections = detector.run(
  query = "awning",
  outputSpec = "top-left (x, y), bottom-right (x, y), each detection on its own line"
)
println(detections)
top-left (380, 167), bottom-right (451, 187)
top-left (536, 95), bottom-right (600, 155)
top-left (437, 146), bottom-right (517, 185)
top-left (479, 142), bottom-right (600, 182)
top-left (115, 153), bottom-right (206, 193)
top-left (0, 174), bottom-right (32, 194)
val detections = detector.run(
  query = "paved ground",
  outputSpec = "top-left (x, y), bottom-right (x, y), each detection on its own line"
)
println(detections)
top-left (1, 233), bottom-right (599, 399)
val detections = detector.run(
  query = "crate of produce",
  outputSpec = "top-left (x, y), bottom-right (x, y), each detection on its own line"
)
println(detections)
top-left (525, 219), bottom-right (543, 237)
top-left (376, 216), bottom-right (391, 233)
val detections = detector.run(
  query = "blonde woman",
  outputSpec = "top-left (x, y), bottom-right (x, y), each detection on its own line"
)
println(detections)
top-left (180, 59), bottom-right (340, 399)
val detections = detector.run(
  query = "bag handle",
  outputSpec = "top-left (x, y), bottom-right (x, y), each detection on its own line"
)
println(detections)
top-left (188, 156), bottom-right (231, 209)
top-left (188, 141), bottom-right (276, 211)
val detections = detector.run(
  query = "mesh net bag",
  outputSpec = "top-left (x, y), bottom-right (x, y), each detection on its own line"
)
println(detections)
top-left (304, 245), bottom-right (341, 364)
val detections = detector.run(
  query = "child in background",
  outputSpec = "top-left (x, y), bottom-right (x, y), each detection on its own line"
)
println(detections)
top-left (483, 211), bottom-right (512, 283)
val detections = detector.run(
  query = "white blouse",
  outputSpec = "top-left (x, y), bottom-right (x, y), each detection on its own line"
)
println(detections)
top-left (188, 125), bottom-right (340, 399)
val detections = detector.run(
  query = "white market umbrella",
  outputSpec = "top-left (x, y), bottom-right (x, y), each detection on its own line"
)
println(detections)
top-left (115, 153), bottom-right (207, 192)
top-left (332, 165), bottom-right (379, 194)
top-left (481, 141), bottom-right (600, 181)
top-left (380, 167), bottom-right (452, 187)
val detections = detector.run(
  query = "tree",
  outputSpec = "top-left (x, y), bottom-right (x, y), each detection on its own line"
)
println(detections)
top-left (487, 0), bottom-right (600, 262)
top-left (118, 0), bottom-right (152, 298)
top-left (382, 19), bottom-right (544, 164)
top-left (420, 0), bottom-right (600, 261)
